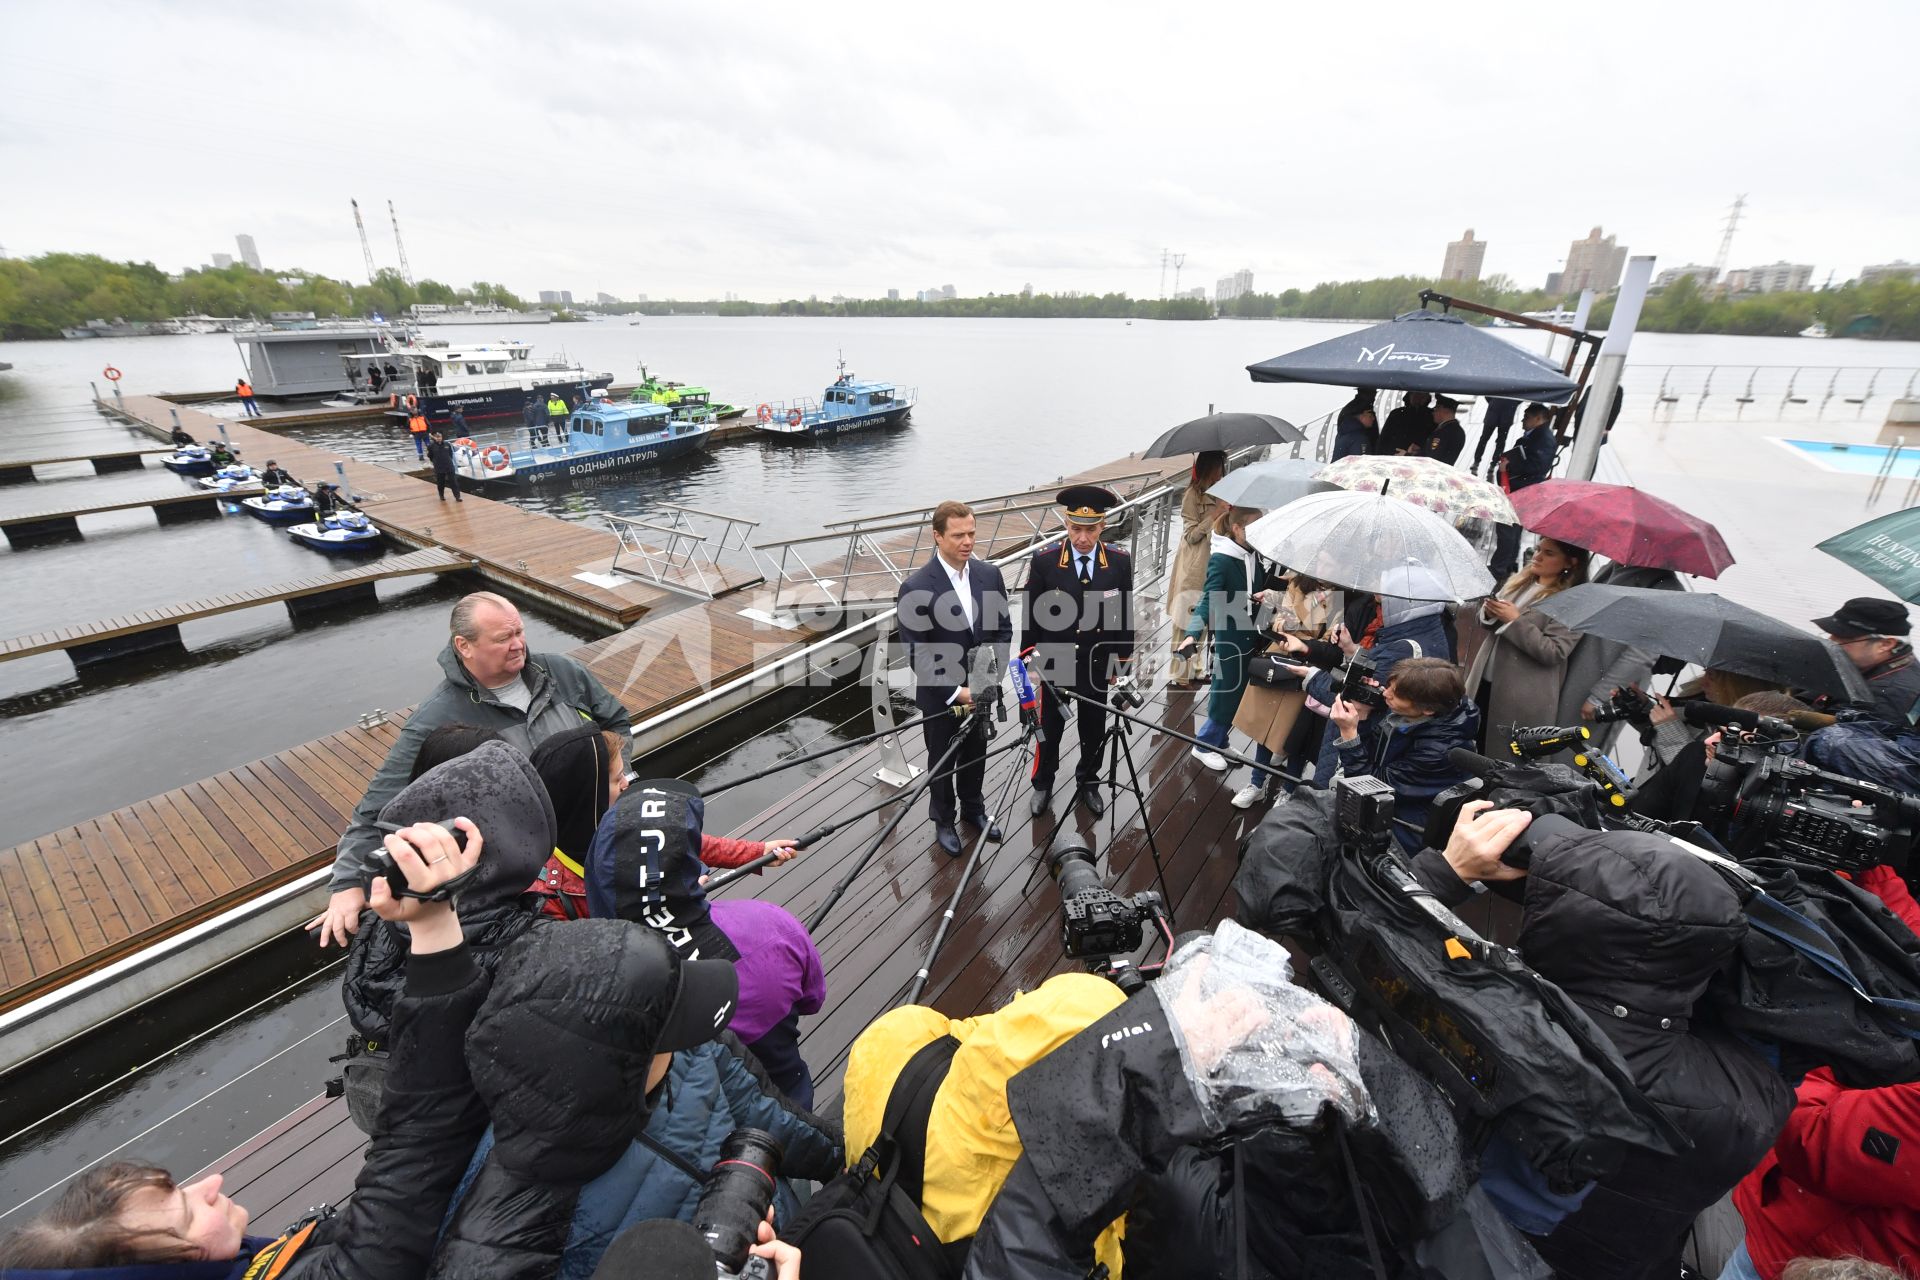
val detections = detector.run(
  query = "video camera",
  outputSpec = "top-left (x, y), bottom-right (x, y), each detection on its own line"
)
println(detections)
top-left (1507, 726), bottom-right (1634, 810)
top-left (1046, 842), bottom-right (1171, 993)
top-left (690, 1128), bottom-right (783, 1278)
top-left (1109, 668), bottom-right (1144, 713)
top-left (1698, 741), bottom-right (1920, 877)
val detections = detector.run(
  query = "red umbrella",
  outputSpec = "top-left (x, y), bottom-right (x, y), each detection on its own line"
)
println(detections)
top-left (1507, 480), bottom-right (1736, 578)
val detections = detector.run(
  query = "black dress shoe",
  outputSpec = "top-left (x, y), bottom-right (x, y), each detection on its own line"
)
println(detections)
top-left (1029, 786), bottom-right (1053, 817)
top-left (934, 823), bottom-right (963, 857)
top-left (1077, 784), bottom-right (1107, 818)
top-left (961, 810), bottom-right (1004, 843)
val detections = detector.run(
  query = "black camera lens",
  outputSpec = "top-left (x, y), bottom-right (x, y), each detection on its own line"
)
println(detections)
top-left (691, 1128), bottom-right (784, 1274)
top-left (1047, 843), bottom-right (1102, 901)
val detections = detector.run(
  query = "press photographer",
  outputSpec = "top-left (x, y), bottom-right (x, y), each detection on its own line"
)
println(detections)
top-left (1325, 656), bottom-right (1479, 852)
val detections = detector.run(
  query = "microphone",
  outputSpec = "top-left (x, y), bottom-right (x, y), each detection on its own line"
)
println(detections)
top-left (1010, 655), bottom-right (1041, 732)
top-left (1681, 701), bottom-right (1802, 740)
top-left (591, 1219), bottom-right (718, 1279)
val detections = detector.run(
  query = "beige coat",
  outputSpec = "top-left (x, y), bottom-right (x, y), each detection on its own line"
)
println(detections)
top-left (1168, 483), bottom-right (1218, 674)
top-left (1457, 589), bottom-right (1581, 749)
top-left (1233, 583), bottom-right (1330, 752)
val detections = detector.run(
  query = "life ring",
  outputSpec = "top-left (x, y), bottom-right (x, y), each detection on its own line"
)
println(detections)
top-left (756, 403), bottom-right (773, 423)
top-left (103, 365), bottom-right (122, 382)
top-left (482, 445), bottom-right (511, 471)
top-left (453, 437), bottom-right (477, 450)
top-left (787, 408), bottom-right (804, 428)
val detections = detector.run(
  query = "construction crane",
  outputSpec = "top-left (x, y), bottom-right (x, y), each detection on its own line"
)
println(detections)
top-left (1710, 194), bottom-right (1747, 283)
top-left (350, 199), bottom-right (378, 284)
top-left (388, 200), bottom-right (413, 286)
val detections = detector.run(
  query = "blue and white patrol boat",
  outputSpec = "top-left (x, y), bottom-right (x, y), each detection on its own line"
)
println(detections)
top-left (161, 445), bottom-right (217, 475)
top-left (287, 511), bottom-right (383, 553)
top-left (750, 358), bottom-right (914, 440)
top-left (198, 464), bottom-right (258, 492)
top-left (455, 399), bottom-right (713, 485)
top-left (241, 486), bottom-right (317, 523)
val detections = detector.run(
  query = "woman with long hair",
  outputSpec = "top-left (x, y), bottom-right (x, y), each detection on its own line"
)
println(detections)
top-left (1174, 504), bottom-right (1265, 771)
top-left (1459, 535), bottom-right (1592, 751)
top-left (1169, 450), bottom-right (1227, 687)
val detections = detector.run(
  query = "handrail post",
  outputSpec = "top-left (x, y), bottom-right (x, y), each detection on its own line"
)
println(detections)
top-left (866, 617), bottom-right (921, 787)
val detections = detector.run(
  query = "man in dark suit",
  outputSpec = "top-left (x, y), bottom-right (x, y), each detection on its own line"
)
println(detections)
top-left (895, 500), bottom-right (1012, 856)
top-left (1022, 486), bottom-right (1134, 817)
top-left (1426, 395), bottom-right (1466, 465)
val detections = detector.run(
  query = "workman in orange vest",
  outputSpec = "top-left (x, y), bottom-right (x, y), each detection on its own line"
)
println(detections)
top-left (235, 378), bottom-right (261, 418)
top-left (408, 410), bottom-right (430, 460)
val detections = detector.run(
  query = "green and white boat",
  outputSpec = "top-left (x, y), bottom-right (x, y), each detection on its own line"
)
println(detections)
top-left (631, 364), bottom-right (744, 421)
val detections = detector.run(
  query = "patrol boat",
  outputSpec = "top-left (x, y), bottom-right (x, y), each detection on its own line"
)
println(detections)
top-left (751, 357), bottom-right (914, 439)
top-left (633, 364), bottom-right (745, 421)
top-left (327, 339), bottom-right (612, 427)
top-left (455, 398), bottom-right (713, 485)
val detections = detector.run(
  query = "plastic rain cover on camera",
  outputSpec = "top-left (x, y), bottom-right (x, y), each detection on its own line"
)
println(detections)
top-left (1152, 919), bottom-right (1373, 1134)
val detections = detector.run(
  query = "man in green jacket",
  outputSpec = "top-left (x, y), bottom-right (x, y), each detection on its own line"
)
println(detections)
top-left (314, 591), bottom-right (632, 946)
top-left (543, 393), bottom-right (569, 445)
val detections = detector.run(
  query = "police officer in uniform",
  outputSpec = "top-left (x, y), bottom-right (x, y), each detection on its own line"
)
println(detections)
top-left (1022, 485), bottom-right (1134, 817)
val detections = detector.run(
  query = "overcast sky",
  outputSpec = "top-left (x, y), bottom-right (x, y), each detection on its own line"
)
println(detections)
top-left (4, 0), bottom-right (1915, 302)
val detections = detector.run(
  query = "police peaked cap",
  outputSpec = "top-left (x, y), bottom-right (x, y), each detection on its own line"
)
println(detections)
top-left (1057, 484), bottom-right (1120, 525)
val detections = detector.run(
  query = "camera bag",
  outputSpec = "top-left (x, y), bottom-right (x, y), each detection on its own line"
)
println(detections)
top-left (782, 1034), bottom-right (964, 1280)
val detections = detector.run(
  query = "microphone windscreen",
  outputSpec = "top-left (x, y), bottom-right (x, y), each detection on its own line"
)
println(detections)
top-left (592, 1218), bottom-right (716, 1280)
top-left (1682, 701), bottom-right (1761, 730)
top-left (1448, 747), bottom-right (1508, 778)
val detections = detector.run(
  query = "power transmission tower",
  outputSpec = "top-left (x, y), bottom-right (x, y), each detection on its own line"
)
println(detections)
top-left (1172, 253), bottom-right (1186, 298)
top-left (1710, 194), bottom-right (1747, 282)
top-left (1159, 249), bottom-right (1169, 300)
top-left (388, 201), bottom-right (413, 285)
top-left (350, 199), bottom-right (378, 284)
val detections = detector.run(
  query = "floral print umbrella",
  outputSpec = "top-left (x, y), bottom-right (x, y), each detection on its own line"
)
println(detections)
top-left (1314, 454), bottom-right (1517, 524)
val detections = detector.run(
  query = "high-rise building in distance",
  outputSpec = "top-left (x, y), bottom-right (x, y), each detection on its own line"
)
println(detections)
top-left (1655, 264), bottom-right (1718, 290)
top-left (1561, 227), bottom-right (1628, 294)
top-left (235, 234), bottom-right (261, 271)
top-left (211, 253), bottom-right (233, 269)
top-left (1441, 230), bottom-right (1486, 283)
top-left (1215, 268), bottom-right (1254, 303)
top-left (1745, 262), bottom-right (1814, 294)
top-left (538, 290), bottom-right (573, 305)
top-left (1861, 261), bottom-right (1920, 286)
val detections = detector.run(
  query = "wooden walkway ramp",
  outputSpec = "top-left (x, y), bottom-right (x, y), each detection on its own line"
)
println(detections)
top-left (0, 487), bottom-right (265, 545)
top-left (0, 445), bottom-right (172, 483)
top-left (0, 547), bottom-right (474, 667)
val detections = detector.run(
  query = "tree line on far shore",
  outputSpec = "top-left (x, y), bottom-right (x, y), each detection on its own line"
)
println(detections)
top-left (2, 252), bottom-right (1915, 341)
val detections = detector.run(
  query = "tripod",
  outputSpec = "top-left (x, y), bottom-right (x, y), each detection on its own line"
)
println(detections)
top-left (1034, 678), bottom-right (1176, 919)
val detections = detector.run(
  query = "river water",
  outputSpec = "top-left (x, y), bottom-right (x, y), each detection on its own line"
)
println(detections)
top-left (1, 317), bottom-right (1917, 1220)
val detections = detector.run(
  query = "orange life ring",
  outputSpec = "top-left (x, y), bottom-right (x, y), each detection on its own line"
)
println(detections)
top-left (756, 402), bottom-right (773, 423)
top-left (453, 437), bottom-right (477, 450)
top-left (103, 365), bottom-right (122, 382)
top-left (787, 408), bottom-right (804, 428)
top-left (482, 445), bottom-right (511, 471)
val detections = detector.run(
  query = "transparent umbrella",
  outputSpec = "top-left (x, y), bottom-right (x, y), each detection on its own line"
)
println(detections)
top-left (1206, 458), bottom-right (1337, 510)
top-left (1244, 490), bottom-right (1495, 602)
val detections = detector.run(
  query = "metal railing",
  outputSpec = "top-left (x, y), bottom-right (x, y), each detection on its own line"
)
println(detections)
top-left (604, 504), bottom-right (769, 600)
top-left (1636, 364), bottom-right (1920, 423)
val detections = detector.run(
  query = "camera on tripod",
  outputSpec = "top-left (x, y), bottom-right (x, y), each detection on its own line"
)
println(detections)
top-left (1046, 842), bottom-right (1170, 992)
top-left (1698, 741), bottom-right (1920, 878)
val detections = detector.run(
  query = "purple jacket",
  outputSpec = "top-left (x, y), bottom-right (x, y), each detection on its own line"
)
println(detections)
top-left (709, 899), bottom-right (826, 1043)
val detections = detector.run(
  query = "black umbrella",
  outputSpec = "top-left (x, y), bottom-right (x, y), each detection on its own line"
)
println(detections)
top-left (1533, 585), bottom-right (1872, 701)
top-left (1246, 310), bottom-right (1580, 404)
top-left (1142, 411), bottom-right (1303, 458)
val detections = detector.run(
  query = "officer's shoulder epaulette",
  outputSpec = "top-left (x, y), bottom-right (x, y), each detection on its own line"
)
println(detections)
top-left (1035, 539), bottom-right (1066, 556)
top-left (1103, 542), bottom-right (1131, 558)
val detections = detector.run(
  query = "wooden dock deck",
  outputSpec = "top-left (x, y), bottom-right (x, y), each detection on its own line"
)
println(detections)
top-left (0, 445), bottom-right (172, 483)
top-left (0, 486), bottom-right (265, 545)
top-left (0, 547), bottom-right (473, 667)
top-left (101, 396), bottom-right (678, 628)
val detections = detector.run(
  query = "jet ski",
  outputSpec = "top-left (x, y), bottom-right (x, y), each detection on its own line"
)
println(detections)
top-left (161, 445), bottom-right (216, 475)
top-left (287, 511), bottom-right (383, 553)
top-left (198, 463), bottom-right (258, 492)
top-left (241, 486), bottom-right (317, 524)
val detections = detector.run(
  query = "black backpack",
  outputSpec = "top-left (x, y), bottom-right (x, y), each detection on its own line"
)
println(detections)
top-left (784, 1035), bottom-right (966, 1279)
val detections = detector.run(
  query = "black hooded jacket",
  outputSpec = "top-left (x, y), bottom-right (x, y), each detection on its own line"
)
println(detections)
top-left (1418, 822), bottom-right (1794, 1280)
top-left (585, 780), bottom-right (739, 961)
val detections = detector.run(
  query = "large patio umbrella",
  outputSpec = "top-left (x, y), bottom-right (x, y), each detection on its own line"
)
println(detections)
top-left (1246, 310), bottom-right (1581, 404)
top-left (1817, 508), bottom-right (1920, 602)
top-left (1143, 411), bottom-right (1304, 458)
top-left (1315, 454), bottom-right (1517, 523)
top-left (1205, 458), bottom-right (1336, 510)
top-left (1244, 490), bottom-right (1494, 602)
top-left (1509, 481), bottom-right (1735, 578)
top-left (1533, 585), bottom-right (1871, 701)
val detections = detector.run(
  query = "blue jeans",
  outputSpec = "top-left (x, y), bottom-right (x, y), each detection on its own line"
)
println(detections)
top-left (412, 432), bottom-right (427, 459)
top-left (1197, 718), bottom-right (1231, 749)
top-left (1717, 1242), bottom-right (1761, 1280)
top-left (1250, 742), bottom-right (1276, 787)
